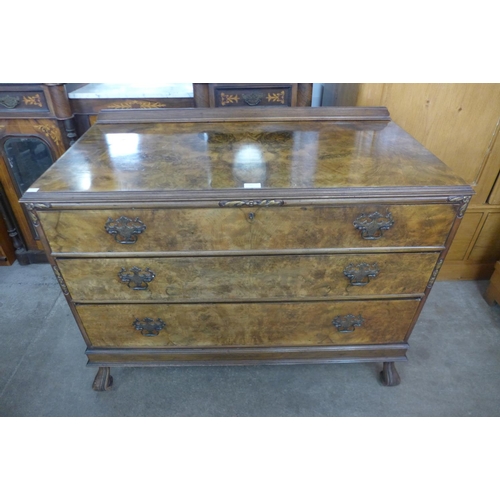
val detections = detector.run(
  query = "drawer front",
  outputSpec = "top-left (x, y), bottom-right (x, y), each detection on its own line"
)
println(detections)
top-left (0, 90), bottom-right (49, 113)
top-left (77, 299), bottom-right (420, 348)
top-left (40, 204), bottom-right (456, 254)
top-left (59, 253), bottom-right (439, 302)
top-left (212, 85), bottom-right (294, 107)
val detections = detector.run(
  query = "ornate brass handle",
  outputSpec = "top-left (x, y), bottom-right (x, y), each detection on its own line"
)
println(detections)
top-left (343, 263), bottom-right (380, 286)
top-left (133, 317), bottom-right (166, 337)
top-left (118, 266), bottom-right (156, 290)
top-left (332, 314), bottom-right (364, 333)
top-left (0, 95), bottom-right (20, 109)
top-left (353, 211), bottom-right (394, 240)
top-left (242, 92), bottom-right (264, 106)
top-left (105, 216), bottom-right (146, 244)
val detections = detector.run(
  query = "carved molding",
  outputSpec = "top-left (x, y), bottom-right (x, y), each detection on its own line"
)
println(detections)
top-left (52, 264), bottom-right (70, 295)
top-left (427, 258), bottom-right (444, 288)
top-left (219, 199), bottom-right (285, 208)
top-left (33, 123), bottom-right (62, 148)
top-left (25, 203), bottom-right (51, 227)
top-left (448, 195), bottom-right (471, 218)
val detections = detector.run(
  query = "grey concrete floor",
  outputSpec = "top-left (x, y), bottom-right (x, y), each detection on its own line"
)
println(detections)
top-left (0, 261), bottom-right (499, 416)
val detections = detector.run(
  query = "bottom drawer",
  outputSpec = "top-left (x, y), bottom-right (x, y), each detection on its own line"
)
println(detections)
top-left (76, 300), bottom-right (420, 348)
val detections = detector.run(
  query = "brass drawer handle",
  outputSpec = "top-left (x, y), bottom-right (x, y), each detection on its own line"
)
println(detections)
top-left (105, 216), bottom-right (146, 244)
top-left (0, 95), bottom-right (20, 108)
top-left (332, 314), bottom-right (364, 333)
top-left (242, 92), bottom-right (264, 106)
top-left (343, 263), bottom-right (380, 286)
top-left (133, 317), bottom-right (166, 337)
top-left (353, 211), bottom-right (394, 240)
top-left (118, 266), bottom-right (156, 290)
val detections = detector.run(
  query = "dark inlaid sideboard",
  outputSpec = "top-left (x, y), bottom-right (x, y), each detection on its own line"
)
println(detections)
top-left (20, 107), bottom-right (473, 390)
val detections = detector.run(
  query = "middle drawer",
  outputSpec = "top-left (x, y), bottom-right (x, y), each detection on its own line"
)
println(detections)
top-left (58, 253), bottom-right (438, 302)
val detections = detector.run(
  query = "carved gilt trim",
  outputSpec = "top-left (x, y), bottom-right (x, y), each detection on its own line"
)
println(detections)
top-left (109, 100), bottom-right (167, 109)
top-left (448, 195), bottom-right (471, 218)
top-left (52, 265), bottom-right (70, 295)
top-left (219, 199), bottom-right (285, 207)
top-left (427, 258), bottom-right (444, 288)
top-left (23, 94), bottom-right (43, 107)
top-left (33, 123), bottom-right (62, 148)
top-left (25, 203), bottom-right (51, 227)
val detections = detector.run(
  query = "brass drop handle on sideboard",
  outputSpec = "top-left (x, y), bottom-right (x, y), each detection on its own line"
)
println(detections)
top-left (133, 317), bottom-right (166, 337)
top-left (343, 263), bottom-right (380, 286)
top-left (353, 210), bottom-right (394, 240)
top-left (105, 216), bottom-right (146, 244)
top-left (118, 267), bottom-right (156, 290)
top-left (332, 314), bottom-right (364, 333)
top-left (0, 95), bottom-right (20, 108)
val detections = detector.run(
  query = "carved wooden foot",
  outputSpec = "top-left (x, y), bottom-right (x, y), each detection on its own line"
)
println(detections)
top-left (92, 367), bottom-right (113, 391)
top-left (380, 362), bottom-right (401, 387)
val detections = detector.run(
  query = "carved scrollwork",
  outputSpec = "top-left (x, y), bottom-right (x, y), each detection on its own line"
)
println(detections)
top-left (105, 216), bottom-right (146, 244)
top-left (133, 317), bottom-right (166, 337)
top-left (25, 203), bottom-right (51, 227)
top-left (118, 266), bottom-right (156, 290)
top-left (353, 210), bottom-right (394, 240)
top-left (344, 262), bottom-right (380, 286)
top-left (332, 314), bottom-right (364, 333)
top-left (52, 265), bottom-right (69, 295)
top-left (427, 258), bottom-right (444, 288)
top-left (219, 199), bottom-right (284, 208)
top-left (448, 196), bottom-right (471, 218)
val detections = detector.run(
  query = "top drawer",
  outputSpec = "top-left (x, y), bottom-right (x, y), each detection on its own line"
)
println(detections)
top-left (39, 204), bottom-right (457, 254)
top-left (0, 90), bottom-right (49, 113)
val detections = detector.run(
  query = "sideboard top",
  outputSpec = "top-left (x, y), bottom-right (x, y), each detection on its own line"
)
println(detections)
top-left (23, 107), bottom-right (473, 203)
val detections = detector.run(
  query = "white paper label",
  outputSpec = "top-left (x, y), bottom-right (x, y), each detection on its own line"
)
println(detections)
top-left (244, 183), bottom-right (261, 189)
top-left (26, 188), bottom-right (39, 192)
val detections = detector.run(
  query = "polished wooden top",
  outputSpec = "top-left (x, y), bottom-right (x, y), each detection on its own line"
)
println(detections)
top-left (22, 107), bottom-right (473, 203)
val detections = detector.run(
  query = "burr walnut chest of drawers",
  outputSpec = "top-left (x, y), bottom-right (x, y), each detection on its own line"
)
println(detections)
top-left (21, 107), bottom-right (473, 390)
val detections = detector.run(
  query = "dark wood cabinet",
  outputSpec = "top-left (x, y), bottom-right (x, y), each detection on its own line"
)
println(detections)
top-left (0, 83), bottom-right (76, 264)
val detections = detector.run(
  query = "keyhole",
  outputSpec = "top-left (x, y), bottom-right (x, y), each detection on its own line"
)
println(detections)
top-left (248, 212), bottom-right (255, 221)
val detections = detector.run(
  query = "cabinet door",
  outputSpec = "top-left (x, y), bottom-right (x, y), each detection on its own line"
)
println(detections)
top-left (0, 119), bottom-right (64, 251)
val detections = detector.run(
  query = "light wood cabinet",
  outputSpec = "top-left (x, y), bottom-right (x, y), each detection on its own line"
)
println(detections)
top-left (343, 83), bottom-right (500, 280)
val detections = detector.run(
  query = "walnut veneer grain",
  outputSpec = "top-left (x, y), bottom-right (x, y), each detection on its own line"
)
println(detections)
top-left (58, 253), bottom-right (438, 302)
top-left (20, 107), bottom-right (473, 388)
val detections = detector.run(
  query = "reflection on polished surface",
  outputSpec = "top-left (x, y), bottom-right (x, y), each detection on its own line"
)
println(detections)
top-left (30, 119), bottom-right (467, 194)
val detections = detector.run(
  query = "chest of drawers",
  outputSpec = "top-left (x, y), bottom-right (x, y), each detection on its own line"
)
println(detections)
top-left (21, 106), bottom-right (473, 391)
